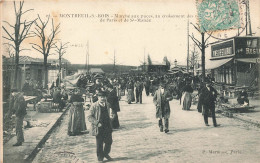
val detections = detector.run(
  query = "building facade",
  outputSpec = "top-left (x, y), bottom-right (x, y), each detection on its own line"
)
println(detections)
top-left (208, 36), bottom-right (259, 87)
top-left (2, 56), bottom-right (70, 90)
top-left (147, 62), bottom-right (169, 74)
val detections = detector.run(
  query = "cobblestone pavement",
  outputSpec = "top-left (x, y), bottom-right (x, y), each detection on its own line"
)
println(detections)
top-left (33, 93), bottom-right (260, 163)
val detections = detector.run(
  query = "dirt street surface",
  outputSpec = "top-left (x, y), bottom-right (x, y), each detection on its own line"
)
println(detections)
top-left (33, 94), bottom-right (260, 163)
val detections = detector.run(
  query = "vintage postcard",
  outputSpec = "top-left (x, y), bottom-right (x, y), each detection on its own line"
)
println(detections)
top-left (1, 0), bottom-right (260, 162)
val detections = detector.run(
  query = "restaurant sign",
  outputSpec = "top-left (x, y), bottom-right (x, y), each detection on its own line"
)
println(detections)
top-left (211, 40), bottom-right (234, 58)
top-left (235, 37), bottom-right (260, 57)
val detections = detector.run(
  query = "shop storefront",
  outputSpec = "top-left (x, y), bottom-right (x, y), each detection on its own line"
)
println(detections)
top-left (208, 36), bottom-right (259, 87)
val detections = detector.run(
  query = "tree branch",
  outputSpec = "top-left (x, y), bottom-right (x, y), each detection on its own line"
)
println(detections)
top-left (3, 21), bottom-right (15, 28)
top-left (20, 21), bottom-right (35, 42)
top-left (20, 1), bottom-right (24, 11)
top-left (19, 20), bottom-right (27, 41)
top-left (189, 34), bottom-right (202, 47)
top-left (21, 9), bottom-right (34, 15)
top-left (32, 45), bottom-right (44, 54)
top-left (3, 36), bottom-right (13, 42)
top-left (2, 26), bottom-right (15, 41)
top-left (14, 1), bottom-right (17, 16)
top-left (63, 42), bottom-right (69, 47)
top-left (49, 53), bottom-right (56, 56)
top-left (32, 31), bottom-right (41, 39)
top-left (30, 43), bottom-right (43, 50)
top-left (189, 35), bottom-right (202, 50)
top-left (24, 34), bottom-right (35, 40)
top-left (190, 22), bottom-right (201, 33)
top-left (38, 14), bottom-right (50, 28)
top-left (4, 42), bottom-right (16, 50)
top-left (19, 48), bottom-right (31, 52)
top-left (205, 31), bottom-right (213, 43)
top-left (61, 51), bottom-right (66, 56)
top-left (34, 20), bottom-right (41, 29)
top-left (190, 34), bottom-right (202, 46)
top-left (54, 49), bottom-right (59, 54)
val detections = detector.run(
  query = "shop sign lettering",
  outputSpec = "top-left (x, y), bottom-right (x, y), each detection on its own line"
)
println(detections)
top-left (211, 40), bottom-right (234, 58)
top-left (245, 48), bottom-right (260, 55)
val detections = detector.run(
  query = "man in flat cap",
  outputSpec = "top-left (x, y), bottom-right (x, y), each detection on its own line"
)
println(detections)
top-left (88, 91), bottom-right (113, 162)
top-left (153, 82), bottom-right (173, 133)
top-left (9, 88), bottom-right (27, 146)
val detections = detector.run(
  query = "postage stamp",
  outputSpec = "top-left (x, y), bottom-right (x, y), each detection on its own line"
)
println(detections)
top-left (196, 0), bottom-right (241, 32)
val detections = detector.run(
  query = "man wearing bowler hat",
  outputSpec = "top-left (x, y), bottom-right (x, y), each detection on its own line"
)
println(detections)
top-left (9, 88), bottom-right (27, 146)
top-left (88, 91), bottom-right (113, 162)
top-left (200, 81), bottom-right (220, 127)
top-left (153, 82), bottom-right (173, 133)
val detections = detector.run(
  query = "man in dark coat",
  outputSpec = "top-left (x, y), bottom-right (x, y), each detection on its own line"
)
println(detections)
top-left (88, 91), bottom-right (113, 162)
top-left (144, 77), bottom-right (151, 96)
top-left (9, 88), bottom-right (27, 146)
top-left (153, 83), bottom-right (173, 133)
top-left (200, 82), bottom-right (220, 127)
top-left (197, 84), bottom-right (204, 113)
top-left (120, 78), bottom-right (126, 96)
top-left (135, 79), bottom-right (144, 104)
top-left (53, 87), bottom-right (66, 112)
top-left (105, 84), bottom-right (120, 129)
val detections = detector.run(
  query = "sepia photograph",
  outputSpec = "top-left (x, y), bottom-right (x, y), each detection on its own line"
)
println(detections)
top-left (1, 0), bottom-right (260, 162)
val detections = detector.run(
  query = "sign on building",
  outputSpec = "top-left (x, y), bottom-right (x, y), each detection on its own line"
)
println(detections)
top-left (211, 40), bottom-right (234, 59)
top-left (235, 37), bottom-right (260, 57)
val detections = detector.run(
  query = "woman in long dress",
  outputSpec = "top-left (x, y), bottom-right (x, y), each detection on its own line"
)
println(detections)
top-left (126, 80), bottom-right (135, 104)
top-left (181, 81), bottom-right (193, 110)
top-left (68, 88), bottom-right (87, 136)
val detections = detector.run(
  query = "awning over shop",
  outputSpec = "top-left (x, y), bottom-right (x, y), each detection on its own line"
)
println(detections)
top-left (197, 57), bottom-right (233, 70)
top-left (236, 58), bottom-right (259, 63)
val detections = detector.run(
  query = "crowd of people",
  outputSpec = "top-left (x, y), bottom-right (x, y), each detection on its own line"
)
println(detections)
top-left (68, 72), bottom-right (221, 162)
top-left (6, 71), bottom-right (252, 162)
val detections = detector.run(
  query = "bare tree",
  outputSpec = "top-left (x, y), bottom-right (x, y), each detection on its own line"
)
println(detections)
top-left (188, 44), bottom-right (200, 76)
top-left (31, 14), bottom-right (60, 88)
top-left (2, 1), bottom-right (35, 88)
top-left (189, 22), bottom-right (213, 84)
top-left (5, 43), bottom-right (15, 83)
top-left (54, 41), bottom-right (69, 86)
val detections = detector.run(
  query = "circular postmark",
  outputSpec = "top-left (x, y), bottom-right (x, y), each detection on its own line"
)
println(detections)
top-left (196, 0), bottom-right (247, 40)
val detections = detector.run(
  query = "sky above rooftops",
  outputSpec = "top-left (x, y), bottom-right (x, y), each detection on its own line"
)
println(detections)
top-left (2, 0), bottom-right (260, 66)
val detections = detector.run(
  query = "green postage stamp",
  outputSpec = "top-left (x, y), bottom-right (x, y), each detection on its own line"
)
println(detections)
top-left (197, 0), bottom-right (242, 32)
